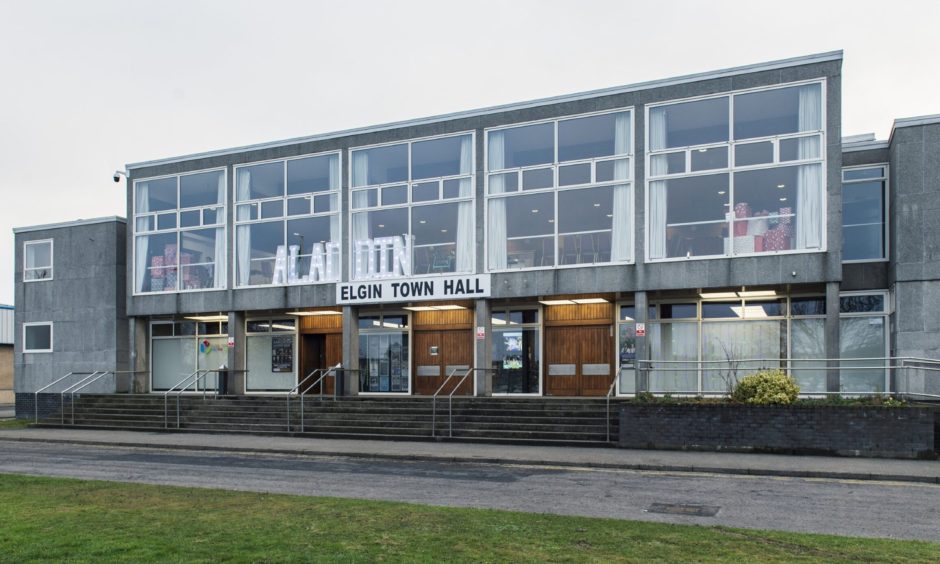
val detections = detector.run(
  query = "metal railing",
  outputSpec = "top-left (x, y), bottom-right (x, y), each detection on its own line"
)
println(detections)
top-left (286, 364), bottom-right (341, 433)
top-left (431, 368), bottom-right (492, 438)
top-left (162, 369), bottom-right (246, 429)
top-left (606, 365), bottom-right (627, 442)
top-left (623, 357), bottom-right (940, 399)
top-left (62, 371), bottom-right (145, 425)
top-left (34, 370), bottom-right (144, 424)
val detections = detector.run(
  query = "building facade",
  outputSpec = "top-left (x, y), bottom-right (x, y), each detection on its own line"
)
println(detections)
top-left (13, 51), bottom-right (940, 410)
top-left (0, 305), bottom-right (12, 405)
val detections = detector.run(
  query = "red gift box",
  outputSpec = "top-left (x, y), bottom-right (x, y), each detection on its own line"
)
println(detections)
top-left (734, 203), bottom-right (751, 236)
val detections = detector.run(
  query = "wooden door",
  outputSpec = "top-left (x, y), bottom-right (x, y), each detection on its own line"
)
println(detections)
top-left (300, 334), bottom-right (325, 394)
top-left (545, 326), bottom-right (613, 396)
top-left (413, 330), bottom-right (473, 396)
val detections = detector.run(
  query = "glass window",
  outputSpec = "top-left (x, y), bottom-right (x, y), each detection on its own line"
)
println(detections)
top-left (558, 111), bottom-right (631, 162)
top-left (24, 240), bottom-right (53, 281)
top-left (236, 154), bottom-right (341, 287)
top-left (840, 317), bottom-right (887, 393)
top-left (352, 144), bottom-right (408, 187)
top-left (134, 170), bottom-right (226, 293)
top-left (648, 322), bottom-right (698, 392)
top-left (843, 167), bottom-right (886, 261)
top-left (734, 84), bottom-right (821, 140)
top-left (701, 320), bottom-right (785, 392)
top-left (489, 122), bottom-right (554, 170)
top-left (351, 134), bottom-right (473, 279)
top-left (359, 328), bottom-right (409, 393)
top-left (246, 332), bottom-right (296, 392)
top-left (649, 97), bottom-right (729, 150)
top-left (648, 82), bottom-right (825, 260)
top-left (23, 323), bottom-right (52, 352)
top-left (791, 297), bottom-right (825, 316)
top-left (487, 111), bottom-right (633, 270)
top-left (790, 318), bottom-right (826, 393)
top-left (492, 327), bottom-right (540, 394)
top-left (660, 303), bottom-right (696, 319)
top-left (150, 321), bottom-right (229, 392)
top-left (840, 294), bottom-right (885, 313)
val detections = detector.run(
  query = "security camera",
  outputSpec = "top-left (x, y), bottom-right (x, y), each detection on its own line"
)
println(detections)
top-left (113, 170), bottom-right (127, 183)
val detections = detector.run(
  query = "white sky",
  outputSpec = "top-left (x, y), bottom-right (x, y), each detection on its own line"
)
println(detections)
top-left (1, 0), bottom-right (938, 305)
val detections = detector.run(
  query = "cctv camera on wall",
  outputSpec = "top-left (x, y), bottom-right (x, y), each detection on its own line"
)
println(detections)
top-left (113, 170), bottom-right (126, 183)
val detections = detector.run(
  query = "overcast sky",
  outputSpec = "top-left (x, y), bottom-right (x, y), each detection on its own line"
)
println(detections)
top-left (1, 0), bottom-right (938, 305)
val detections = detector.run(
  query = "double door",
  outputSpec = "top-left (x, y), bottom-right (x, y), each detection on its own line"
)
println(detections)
top-left (545, 325), bottom-right (612, 396)
top-left (413, 330), bottom-right (473, 396)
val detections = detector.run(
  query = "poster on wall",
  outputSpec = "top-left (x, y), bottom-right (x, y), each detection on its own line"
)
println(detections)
top-left (271, 336), bottom-right (294, 373)
top-left (502, 331), bottom-right (523, 370)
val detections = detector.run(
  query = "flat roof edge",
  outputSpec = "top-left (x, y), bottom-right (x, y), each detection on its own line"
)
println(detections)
top-left (842, 140), bottom-right (889, 152)
top-left (13, 216), bottom-right (126, 234)
top-left (126, 50), bottom-right (843, 171)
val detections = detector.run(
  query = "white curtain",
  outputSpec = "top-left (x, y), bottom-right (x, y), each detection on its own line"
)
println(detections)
top-left (236, 170), bottom-right (252, 286)
top-left (213, 173), bottom-right (226, 288)
top-left (351, 152), bottom-right (371, 278)
top-left (611, 112), bottom-right (632, 262)
top-left (456, 135), bottom-right (474, 272)
top-left (648, 109), bottom-right (668, 259)
top-left (135, 182), bottom-right (149, 292)
top-left (328, 155), bottom-right (340, 272)
top-left (487, 131), bottom-right (508, 270)
top-left (796, 84), bottom-right (822, 249)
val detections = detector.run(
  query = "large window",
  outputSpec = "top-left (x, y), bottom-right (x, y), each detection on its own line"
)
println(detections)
top-left (150, 320), bottom-right (228, 391)
top-left (246, 318), bottom-right (297, 392)
top-left (839, 292), bottom-right (888, 393)
top-left (486, 110), bottom-right (633, 270)
top-left (350, 133), bottom-right (474, 279)
top-left (23, 322), bottom-right (53, 353)
top-left (24, 239), bottom-right (53, 282)
top-left (842, 166), bottom-right (887, 261)
top-left (134, 170), bottom-right (226, 293)
top-left (647, 82), bottom-right (825, 260)
top-left (235, 153), bottom-right (341, 287)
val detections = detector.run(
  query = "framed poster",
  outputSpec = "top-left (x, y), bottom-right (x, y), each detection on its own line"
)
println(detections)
top-left (271, 335), bottom-right (294, 373)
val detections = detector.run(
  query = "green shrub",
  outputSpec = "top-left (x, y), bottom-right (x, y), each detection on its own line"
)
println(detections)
top-left (731, 369), bottom-right (800, 405)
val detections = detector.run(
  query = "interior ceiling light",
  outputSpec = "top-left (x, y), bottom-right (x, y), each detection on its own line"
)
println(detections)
top-left (184, 314), bottom-right (228, 322)
top-left (572, 298), bottom-right (609, 304)
top-left (402, 305), bottom-right (467, 312)
top-left (539, 299), bottom-right (576, 306)
top-left (699, 292), bottom-right (738, 299)
top-left (731, 305), bottom-right (769, 319)
top-left (738, 290), bottom-right (777, 298)
top-left (285, 310), bottom-right (342, 316)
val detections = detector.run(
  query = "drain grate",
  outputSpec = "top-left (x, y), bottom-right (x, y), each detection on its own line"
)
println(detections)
top-left (646, 503), bottom-right (720, 517)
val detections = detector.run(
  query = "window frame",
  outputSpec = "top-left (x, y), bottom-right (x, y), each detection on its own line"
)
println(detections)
top-left (841, 164), bottom-right (889, 263)
top-left (348, 131), bottom-right (476, 281)
top-left (148, 319), bottom-right (229, 393)
top-left (644, 79), bottom-right (828, 263)
top-left (233, 150), bottom-right (343, 289)
top-left (484, 108), bottom-right (636, 273)
top-left (243, 317), bottom-right (299, 394)
top-left (837, 290), bottom-right (891, 394)
top-left (357, 310), bottom-right (412, 395)
top-left (23, 321), bottom-right (53, 353)
top-left (23, 239), bottom-right (54, 282)
top-left (132, 167), bottom-right (229, 296)
top-left (490, 305), bottom-right (544, 396)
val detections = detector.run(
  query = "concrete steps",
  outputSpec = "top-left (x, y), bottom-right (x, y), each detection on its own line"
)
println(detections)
top-left (39, 394), bottom-right (622, 445)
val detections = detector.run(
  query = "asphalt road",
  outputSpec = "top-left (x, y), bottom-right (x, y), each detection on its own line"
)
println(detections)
top-left (1, 440), bottom-right (938, 542)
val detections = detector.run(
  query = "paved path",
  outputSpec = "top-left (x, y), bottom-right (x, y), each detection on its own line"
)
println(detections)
top-left (0, 427), bottom-right (938, 483)
top-left (1, 439), bottom-right (938, 542)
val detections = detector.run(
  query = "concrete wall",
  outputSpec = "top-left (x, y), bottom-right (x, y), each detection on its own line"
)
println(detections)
top-left (13, 220), bottom-right (129, 407)
top-left (889, 122), bottom-right (940, 371)
top-left (125, 58), bottom-right (843, 318)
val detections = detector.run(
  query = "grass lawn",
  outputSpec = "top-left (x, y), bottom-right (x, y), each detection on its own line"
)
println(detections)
top-left (0, 474), bottom-right (936, 563)
top-left (0, 419), bottom-right (29, 429)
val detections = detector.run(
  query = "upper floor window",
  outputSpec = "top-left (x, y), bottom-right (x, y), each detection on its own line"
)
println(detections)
top-left (350, 133), bottom-right (474, 279)
top-left (134, 169), bottom-right (226, 294)
top-left (842, 166), bottom-right (887, 261)
top-left (235, 153), bottom-right (341, 287)
top-left (647, 82), bottom-right (825, 260)
top-left (23, 322), bottom-right (53, 353)
top-left (486, 110), bottom-right (633, 271)
top-left (24, 239), bottom-right (53, 281)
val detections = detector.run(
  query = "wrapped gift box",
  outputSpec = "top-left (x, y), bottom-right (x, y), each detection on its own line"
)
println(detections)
top-left (163, 244), bottom-right (177, 265)
top-left (733, 235), bottom-right (755, 254)
top-left (763, 226), bottom-right (791, 251)
top-left (150, 256), bottom-right (165, 278)
top-left (734, 202), bottom-right (751, 236)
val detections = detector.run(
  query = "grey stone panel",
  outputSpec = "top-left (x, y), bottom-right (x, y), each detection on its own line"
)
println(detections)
top-left (841, 263), bottom-right (889, 291)
top-left (842, 148), bottom-right (889, 167)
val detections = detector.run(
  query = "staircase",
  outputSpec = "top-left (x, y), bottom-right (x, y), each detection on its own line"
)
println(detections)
top-left (39, 394), bottom-right (621, 446)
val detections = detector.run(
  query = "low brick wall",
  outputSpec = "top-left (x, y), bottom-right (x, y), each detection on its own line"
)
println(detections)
top-left (15, 393), bottom-right (66, 421)
top-left (619, 404), bottom-right (936, 459)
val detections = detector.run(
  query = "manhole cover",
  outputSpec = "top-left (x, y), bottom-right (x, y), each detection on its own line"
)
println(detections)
top-left (646, 503), bottom-right (720, 517)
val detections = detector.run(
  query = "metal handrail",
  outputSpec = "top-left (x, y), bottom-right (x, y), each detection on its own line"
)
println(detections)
top-left (34, 371), bottom-right (81, 423)
top-left (59, 372), bottom-right (104, 425)
top-left (163, 370), bottom-right (204, 429)
top-left (431, 368), bottom-right (493, 438)
top-left (286, 364), bottom-right (340, 433)
top-left (65, 370), bottom-right (147, 424)
top-left (606, 365), bottom-right (626, 442)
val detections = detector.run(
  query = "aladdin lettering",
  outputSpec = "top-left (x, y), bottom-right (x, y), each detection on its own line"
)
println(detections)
top-left (271, 242), bottom-right (341, 284)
